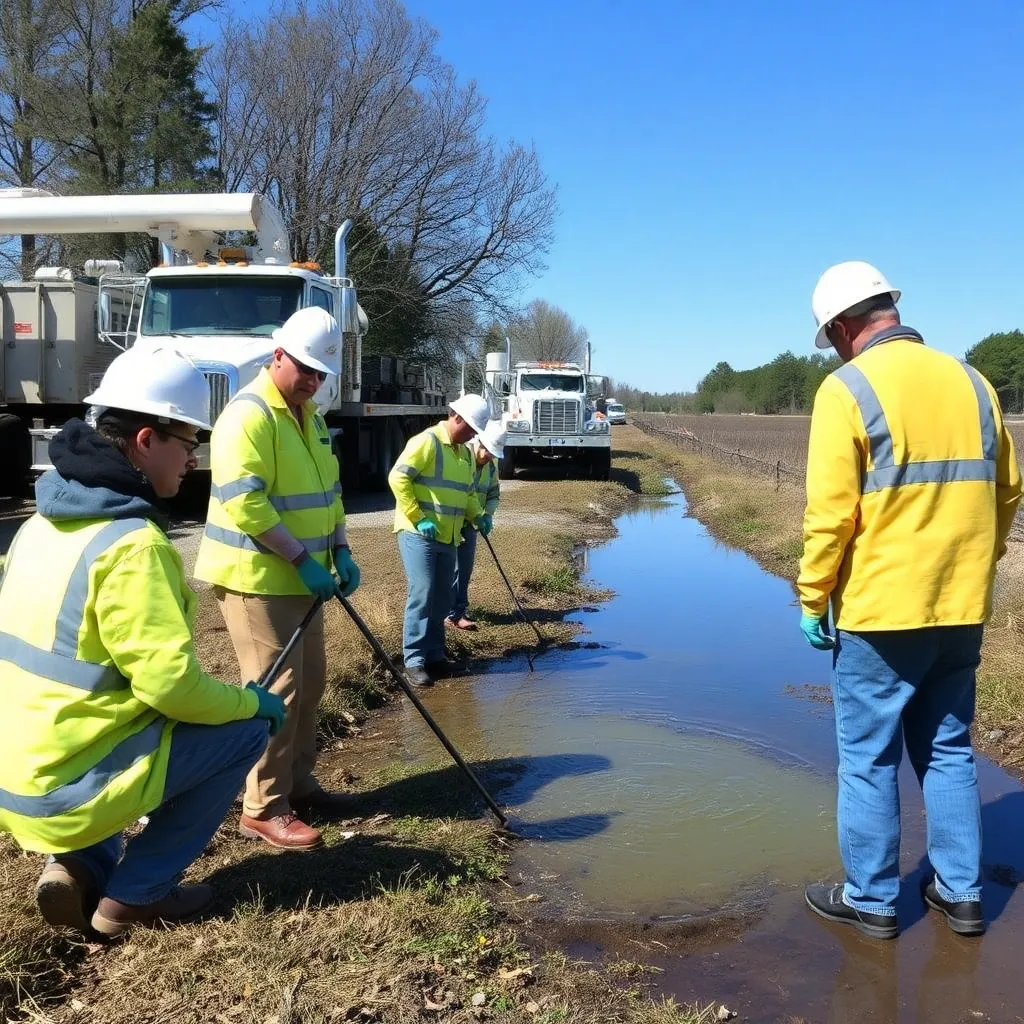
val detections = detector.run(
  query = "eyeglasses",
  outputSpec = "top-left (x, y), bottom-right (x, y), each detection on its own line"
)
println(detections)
top-left (284, 350), bottom-right (327, 382)
top-left (157, 429), bottom-right (201, 455)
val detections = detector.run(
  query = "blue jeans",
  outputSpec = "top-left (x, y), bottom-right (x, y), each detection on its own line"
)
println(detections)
top-left (832, 626), bottom-right (984, 916)
top-left (54, 718), bottom-right (268, 905)
top-left (397, 530), bottom-right (457, 668)
top-left (450, 524), bottom-right (478, 621)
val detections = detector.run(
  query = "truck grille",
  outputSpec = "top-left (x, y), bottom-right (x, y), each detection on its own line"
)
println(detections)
top-left (204, 372), bottom-right (232, 422)
top-left (533, 399), bottom-right (579, 434)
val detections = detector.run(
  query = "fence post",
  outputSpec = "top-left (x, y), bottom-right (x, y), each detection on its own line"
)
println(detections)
top-left (776, 460), bottom-right (781, 491)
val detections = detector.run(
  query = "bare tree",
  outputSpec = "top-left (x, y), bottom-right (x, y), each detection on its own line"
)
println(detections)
top-left (508, 299), bottom-right (588, 364)
top-left (209, 0), bottom-right (556, 346)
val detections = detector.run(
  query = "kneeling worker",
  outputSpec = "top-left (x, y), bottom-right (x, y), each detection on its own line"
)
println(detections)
top-left (447, 420), bottom-right (506, 630)
top-left (194, 307), bottom-right (360, 852)
top-left (389, 395), bottom-right (491, 685)
top-left (0, 347), bottom-right (284, 938)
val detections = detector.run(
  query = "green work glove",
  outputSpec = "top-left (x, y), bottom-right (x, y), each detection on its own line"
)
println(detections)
top-left (476, 513), bottom-right (493, 537)
top-left (245, 682), bottom-right (287, 737)
top-left (415, 519), bottom-right (438, 540)
top-left (800, 612), bottom-right (835, 651)
top-left (296, 553), bottom-right (337, 600)
top-left (333, 546), bottom-right (361, 598)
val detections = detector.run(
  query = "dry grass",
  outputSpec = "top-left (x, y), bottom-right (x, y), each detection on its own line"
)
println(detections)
top-left (632, 413), bottom-right (1024, 753)
top-left (1, 439), bottom-right (719, 1024)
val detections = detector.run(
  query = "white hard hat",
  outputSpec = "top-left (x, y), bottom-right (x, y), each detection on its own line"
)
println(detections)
top-left (85, 346), bottom-right (212, 429)
top-left (272, 307), bottom-right (342, 376)
top-left (449, 393), bottom-right (489, 435)
top-left (811, 261), bottom-right (901, 349)
top-left (476, 419), bottom-right (506, 459)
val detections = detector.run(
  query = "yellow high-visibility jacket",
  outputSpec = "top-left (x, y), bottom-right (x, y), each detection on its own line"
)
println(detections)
top-left (0, 475), bottom-right (257, 854)
top-left (797, 327), bottom-right (1022, 631)
top-left (389, 422), bottom-right (484, 545)
top-left (194, 368), bottom-right (345, 595)
top-left (474, 459), bottom-right (500, 517)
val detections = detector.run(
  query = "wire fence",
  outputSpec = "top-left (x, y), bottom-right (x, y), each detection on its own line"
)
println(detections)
top-left (631, 414), bottom-right (804, 490)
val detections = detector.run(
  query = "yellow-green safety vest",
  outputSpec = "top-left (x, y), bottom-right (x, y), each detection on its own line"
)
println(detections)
top-left (389, 422), bottom-right (484, 545)
top-left (0, 512), bottom-right (256, 854)
top-left (473, 458), bottom-right (500, 517)
top-left (194, 367), bottom-right (345, 596)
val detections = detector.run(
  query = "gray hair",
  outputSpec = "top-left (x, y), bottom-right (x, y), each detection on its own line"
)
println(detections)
top-left (840, 294), bottom-right (900, 323)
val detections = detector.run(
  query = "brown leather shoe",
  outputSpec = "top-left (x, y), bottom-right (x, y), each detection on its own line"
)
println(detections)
top-left (239, 812), bottom-right (322, 850)
top-left (291, 788), bottom-right (359, 818)
top-left (35, 859), bottom-right (98, 933)
top-left (91, 883), bottom-right (215, 939)
top-left (445, 616), bottom-right (478, 631)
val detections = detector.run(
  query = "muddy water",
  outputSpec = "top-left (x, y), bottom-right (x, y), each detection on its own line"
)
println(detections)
top-left (389, 489), bottom-right (1024, 1022)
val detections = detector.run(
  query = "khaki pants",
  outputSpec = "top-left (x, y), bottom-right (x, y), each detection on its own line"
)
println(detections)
top-left (216, 588), bottom-right (326, 818)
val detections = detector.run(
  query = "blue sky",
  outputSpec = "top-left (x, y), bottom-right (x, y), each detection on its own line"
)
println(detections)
top-left (203, 0), bottom-right (1024, 391)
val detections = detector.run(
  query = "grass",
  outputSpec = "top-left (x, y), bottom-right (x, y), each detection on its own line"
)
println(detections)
top-left (0, 435), bottom-right (722, 1023)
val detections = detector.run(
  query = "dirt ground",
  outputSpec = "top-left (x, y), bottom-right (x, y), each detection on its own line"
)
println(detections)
top-left (0, 430), bottom-right (729, 1024)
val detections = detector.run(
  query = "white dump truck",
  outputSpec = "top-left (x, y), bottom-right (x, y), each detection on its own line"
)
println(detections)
top-left (484, 344), bottom-right (611, 480)
top-left (0, 189), bottom-right (447, 497)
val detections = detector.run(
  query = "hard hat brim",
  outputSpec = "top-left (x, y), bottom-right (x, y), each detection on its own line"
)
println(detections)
top-left (83, 390), bottom-right (213, 431)
top-left (479, 436), bottom-right (504, 459)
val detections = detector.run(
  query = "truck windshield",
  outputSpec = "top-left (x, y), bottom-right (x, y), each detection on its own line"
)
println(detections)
top-left (519, 373), bottom-right (584, 392)
top-left (140, 277), bottom-right (303, 336)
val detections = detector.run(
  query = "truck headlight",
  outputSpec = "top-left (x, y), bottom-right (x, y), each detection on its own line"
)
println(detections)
top-left (584, 420), bottom-right (608, 432)
top-left (507, 420), bottom-right (531, 433)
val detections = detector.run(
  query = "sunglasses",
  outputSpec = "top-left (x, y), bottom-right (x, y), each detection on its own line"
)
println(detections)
top-left (157, 429), bottom-right (201, 455)
top-left (284, 350), bottom-right (327, 382)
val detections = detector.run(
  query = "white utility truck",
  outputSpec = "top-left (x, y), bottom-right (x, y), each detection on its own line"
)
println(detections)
top-left (484, 343), bottom-right (611, 480)
top-left (0, 190), bottom-right (447, 497)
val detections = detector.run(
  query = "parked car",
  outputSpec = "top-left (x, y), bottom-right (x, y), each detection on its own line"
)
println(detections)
top-left (606, 401), bottom-right (627, 424)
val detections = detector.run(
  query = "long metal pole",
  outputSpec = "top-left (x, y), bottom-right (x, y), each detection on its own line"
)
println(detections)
top-left (481, 533), bottom-right (546, 647)
top-left (335, 592), bottom-right (508, 828)
top-left (255, 598), bottom-right (324, 689)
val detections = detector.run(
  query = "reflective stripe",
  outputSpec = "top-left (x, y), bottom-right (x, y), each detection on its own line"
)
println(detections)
top-left (835, 360), bottom-right (997, 495)
top-left (0, 632), bottom-right (126, 692)
top-left (211, 476), bottom-right (265, 503)
top-left (864, 459), bottom-right (996, 494)
top-left (203, 522), bottom-right (331, 553)
top-left (334, 481), bottom-right (343, 497)
top-left (231, 392), bottom-right (273, 420)
top-left (269, 491), bottom-right (334, 512)
top-left (834, 364), bottom-right (893, 469)
top-left (0, 716), bottom-right (164, 817)
top-left (962, 363), bottom-right (998, 461)
top-left (393, 464), bottom-right (418, 478)
top-left (418, 501), bottom-right (467, 518)
top-left (414, 435), bottom-right (473, 492)
top-left (53, 519), bottom-right (147, 660)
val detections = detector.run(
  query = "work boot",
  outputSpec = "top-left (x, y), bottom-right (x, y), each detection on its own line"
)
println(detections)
top-left (404, 665), bottom-right (433, 687)
top-left (91, 883), bottom-right (215, 939)
top-left (805, 883), bottom-right (898, 940)
top-left (239, 812), bottom-right (323, 850)
top-left (427, 657), bottom-right (463, 680)
top-left (35, 859), bottom-right (98, 933)
top-left (921, 878), bottom-right (986, 936)
top-left (291, 787), bottom-right (359, 818)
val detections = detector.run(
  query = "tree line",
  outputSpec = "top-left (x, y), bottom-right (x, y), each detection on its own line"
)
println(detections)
top-left (614, 331), bottom-right (1024, 416)
top-left (0, 0), bottom-right (556, 366)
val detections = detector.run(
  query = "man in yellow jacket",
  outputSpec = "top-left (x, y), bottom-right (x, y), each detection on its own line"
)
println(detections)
top-left (195, 307), bottom-right (360, 852)
top-left (0, 347), bottom-right (284, 939)
top-left (799, 261), bottom-right (1022, 940)
top-left (388, 394), bottom-right (491, 686)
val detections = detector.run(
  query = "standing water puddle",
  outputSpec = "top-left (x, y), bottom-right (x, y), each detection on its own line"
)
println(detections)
top-left (389, 489), bottom-right (1024, 1022)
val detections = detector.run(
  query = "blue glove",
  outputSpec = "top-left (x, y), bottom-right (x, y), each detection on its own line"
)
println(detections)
top-left (415, 519), bottom-right (438, 540)
top-left (296, 553), bottom-right (337, 600)
top-left (333, 546), bottom-right (361, 597)
top-left (246, 682), bottom-right (286, 737)
top-left (800, 612), bottom-right (835, 651)
top-left (476, 513), bottom-right (493, 537)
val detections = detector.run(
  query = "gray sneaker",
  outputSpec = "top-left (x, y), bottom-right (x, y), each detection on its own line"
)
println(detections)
top-left (921, 878), bottom-right (985, 936)
top-left (805, 882), bottom-right (898, 940)
top-left (404, 665), bottom-right (433, 687)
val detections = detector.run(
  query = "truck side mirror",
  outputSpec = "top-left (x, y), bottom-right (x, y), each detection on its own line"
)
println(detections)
top-left (98, 293), bottom-right (112, 334)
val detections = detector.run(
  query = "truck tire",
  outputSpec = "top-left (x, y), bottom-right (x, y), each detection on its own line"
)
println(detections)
top-left (498, 448), bottom-right (516, 480)
top-left (592, 448), bottom-right (611, 482)
top-left (0, 414), bottom-right (31, 498)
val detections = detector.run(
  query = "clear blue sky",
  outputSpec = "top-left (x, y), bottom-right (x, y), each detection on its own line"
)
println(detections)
top-left (204, 0), bottom-right (1024, 391)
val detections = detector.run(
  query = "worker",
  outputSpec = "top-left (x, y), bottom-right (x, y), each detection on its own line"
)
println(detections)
top-left (799, 261), bottom-right (1022, 940)
top-left (193, 307), bottom-right (360, 852)
top-left (446, 420), bottom-right (506, 631)
top-left (0, 347), bottom-right (284, 939)
top-left (388, 394), bottom-right (491, 686)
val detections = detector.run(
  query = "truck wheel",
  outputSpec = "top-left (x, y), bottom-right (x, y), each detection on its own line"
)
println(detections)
top-left (593, 448), bottom-right (611, 482)
top-left (0, 414), bottom-right (31, 498)
top-left (498, 449), bottom-right (516, 480)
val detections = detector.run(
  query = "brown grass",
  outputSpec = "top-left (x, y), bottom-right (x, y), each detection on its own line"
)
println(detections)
top-left (0, 438), bottom-right (720, 1024)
